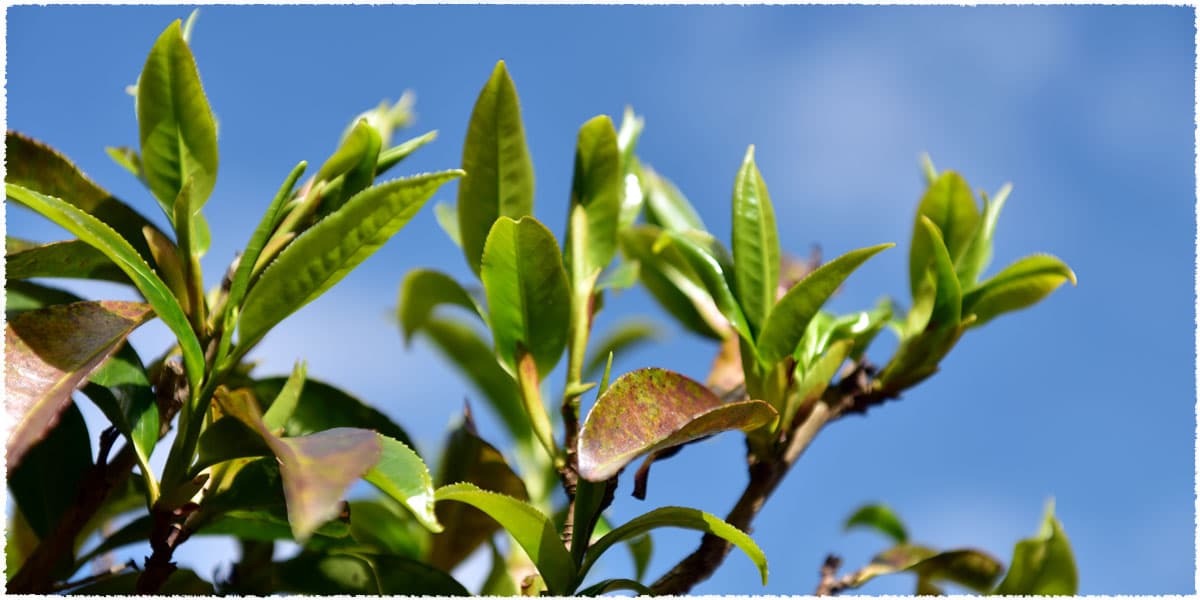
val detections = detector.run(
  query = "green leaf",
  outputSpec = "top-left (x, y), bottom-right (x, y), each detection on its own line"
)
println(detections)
top-left (275, 552), bottom-right (469, 595)
top-left (581, 506), bottom-right (768, 586)
top-left (663, 230), bottom-right (754, 344)
top-left (434, 202), bottom-right (462, 247)
top-left (850, 544), bottom-right (1002, 594)
top-left (262, 360), bottom-right (306, 432)
top-left (85, 342), bottom-right (160, 472)
top-left (251, 377), bottom-right (416, 450)
top-left (620, 226), bottom-right (726, 339)
top-left (756, 244), bottom-right (893, 366)
top-left (782, 338), bottom-right (852, 434)
top-left (877, 318), bottom-right (973, 392)
top-left (6, 281), bottom-right (82, 318)
top-left (5, 301), bottom-right (153, 468)
top-left (909, 171), bottom-right (977, 297)
top-left (430, 406), bottom-right (530, 570)
top-left (616, 106), bottom-right (646, 230)
top-left (238, 170), bottom-right (462, 349)
top-left (202, 508), bottom-right (351, 542)
top-left (105, 146), bottom-right (142, 178)
top-left (68, 568), bottom-right (213, 595)
top-left (730, 145), bottom-right (780, 336)
top-left (576, 578), bottom-right (656, 596)
top-left (137, 19), bottom-right (219, 216)
top-left (956, 184), bottom-right (1010, 287)
top-left (214, 388), bottom-right (383, 543)
top-left (223, 160), bottom-right (307, 327)
top-left (5, 132), bottom-right (165, 262)
top-left (577, 367), bottom-right (777, 482)
top-left (6, 183), bottom-right (205, 389)
top-left (397, 268), bottom-right (484, 343)
top-left (347, 499), bottom-right (426, 558)
top-left (480, 216), bottom-right (571, 376)
top-left (597, 259), bottom-right (640, 291)
top-left (993, 500), bottom-right (1078, 595)
top-left (415, 318), bottom-right (527, 441)
top-left (480, 538), bottom-right (520, 595)
top-left (844, 503), bottom-right (909, 544)
top-left (566, 115), bottom-right (623, 278)
top-left (9, 403), bottom-right (92, 538)
top-left (363, 434), bottom-right (442, 533)
top-left (321, 120), bottom-right (383, 217)
top-left (6, 239), bottom-right (129, 285)
top-left (377, 130), bottom-right (440, 177)
top-left (583, 321), bottom-right (661, 380)
top-left (192, 415), bottom-right (271, 473)
top-left (917, 216), bottom-right (962, 329)
top-left (315, 118), bottom-right (378, 184)
top-left (434, 482), bottom-right (576, 595)
top-left (627, 533), bottom-right (653, 582)
top-left (458, 60), bottom-right (535, 276)
top-left (962, 254), bottom-right (1076, 328)
top-left (643, 167), bottom-right (706, 233)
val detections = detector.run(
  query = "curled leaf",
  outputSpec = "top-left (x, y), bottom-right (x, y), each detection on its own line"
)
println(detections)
top-left (844, 503), bottom-right (909, 544)
top-left (577, 367), bottom-right (777, 482)
top-left (962, 254), bottom-right (1076, 327)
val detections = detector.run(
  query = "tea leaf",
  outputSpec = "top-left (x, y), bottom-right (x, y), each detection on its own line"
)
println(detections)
top-left (6, 239), bottom-right (129, 285)
top-left (577, 368), bottom-right (777, 481)
top-left (85, 342), bottom-right (159, 473)
top-left (909, 171), bottom-right (977, 297)
top-left (955, 184), bottom-right (1010, 287)
top-left (363, 434), bottom-right (442, 533)
top-left (5, 301), bottom-right (154, 468)
top-left (261, 360), bottom-right (306, 432)
top-left (643, 167), bottom-right (706, 233)
top-left (458, 61), bottom-right (535, 276)
top-left (620, 225), bottom-right (726, 339)
top-left (962, 254), bottom-right (1076, 327)
top-left (731, 145), bottom-right (780, 336)
top-left (583, 320), bottom-right (660, 380)
top-left (397, 268), bottom-right (484, 344)
top-left (663, 230), bottom-right (753, 344)
top-left (844, 503), bottom-right (909, 544)
top-left (251, 376), bottom-right (415, 450)
top-left (377, 130), bottom-right (439, 177)
top-left (993, 501), bottom-right (1078, 595)
top-left (566, 115), bottom-right (622, 277)
top-left (8, 403), bottom-right (92, 538)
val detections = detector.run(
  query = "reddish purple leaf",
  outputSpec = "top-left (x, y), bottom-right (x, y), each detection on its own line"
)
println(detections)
top-left (5, 301), bottom-right (153, 468)
top-left (577, 367), bottom-right (777, 482)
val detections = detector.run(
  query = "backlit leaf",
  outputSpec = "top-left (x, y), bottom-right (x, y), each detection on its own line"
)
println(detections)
top-left (577, 368), bottom-right (777, 481)
top-left (238, 170), bottom-right (462, 349)
top-left (252, 376), bottom-right (415, 450)
top-left (6, 281), bottom-right (82, 318)
top-left (731, 145), bottom-right (780, 336)
top-left (663, 230), bottom-right (753, 345)
top-left (397, 268), bottom-right (484, 343)
top-left (275, 552), bottom-right (469, 595)
top-left (844, 503), bottom-right (909, 544)
top-left (850, 544), bottom-right (1002, 594)
top-left (908, 171), bottom-right (977, 297)
top-left (377, 130), bottom-right (439, 177)
top-left (434, 202), bottom-right (462, 247)
top-left (566, 115), bottom-right (622, 277)
top-left (756, 244), bottom-right (893, 366)
top-left (458, 60), bottom-right (535, 276)
top-left (5, 301), bottom-right (153, 468)
top-left (962, 254), bottom-right (1076, 328)
top-left (643, 167), bottom-right (705, 233)
top-left (137, 20), bottom-right (219, 215)
top-left (955, 184), bottom-right (1010, 287)
top-left (6, 239), bottom-right (129, 285)
top-left (480, 216), bottom-right (570, 376)
top-left (877, 318), bottom-right (973, 393)
top-left (434, 482), bottom-right (576, 595)
top-left (262, 360), bottom-right (306, 432)
top-left (993, 500), bottom-right (1077, 595)
top-left (580, 506), bottom-right (768, 586)
top-left (917, 216), bottom-right (962, 329)
top-left (363, 434), bottom-right (442, 533)
top-left (620, 225), bottom-right (726, 339)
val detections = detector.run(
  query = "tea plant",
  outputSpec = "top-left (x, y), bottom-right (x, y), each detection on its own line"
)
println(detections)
top-left (6, 13), bottom-right (1078, 596)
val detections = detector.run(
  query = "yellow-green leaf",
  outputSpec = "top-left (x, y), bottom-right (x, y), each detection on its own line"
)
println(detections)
top-left (566, 115), bottom-right (623, 278)
top-left (731, 145), bottom-right (780, 336)
top-left (962, 254), bottom-right (1076, 328)
top-left (908, 171), bottom-right (977, 296)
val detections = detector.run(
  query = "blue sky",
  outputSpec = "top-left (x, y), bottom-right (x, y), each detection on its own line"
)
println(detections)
top-left (6, 5), bottom-right (1195, 595)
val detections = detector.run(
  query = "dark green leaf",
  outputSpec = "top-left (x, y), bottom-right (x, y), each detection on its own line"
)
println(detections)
top-left (962, 254), bottom-right (1076, 328)
top-left (6, 183), bottom-right (205, 388)
top-left (480, 216), bottom-right (571, 376)
top-left (581, 506), bottom-right (768, 586)
top-left (458, 60), bottom-right (535, 276)
top-left (756, 244), bottom-right (893, 366)
top-left (844, 503), bottom-right (909, 544)
top-left (850, 544), bottom-right (1001, 594)
top-left (137, 20), bottom-right (219, 215)
top-left (238, 170), bottom-right (462, 349)
top-left (5, 301), bottom-right (153, 468)
top-left (68, 568), bottom-right (213, 595)
top-left (430, 406), bottom-right (529, 570)
top-left (397, 268), bottom-right (484, 343)
top-left (876, 318), bottom-right (973, 393)
top-left (577, 368), bottom-right (777, 481)
top-left (993, 501), bottom-right (1078, 595)
top-left (9, 402), bottom-right (92, 538)
top-left (193, 415), bottom-right (271, 473)
top-left (347, 499), bottom-right (426, 558)
top-left (434, 482), bottom-right (576, 595)
top-left (731, 145), bottom-right (780, 336)
top-left (85, 342), bottom-right (159, 470)
top-left (6, 239), bottom-right (129, 284)
top-left (5, 281), bottom-right (82, 318)
top-left (619, 225), bottom-right (725, 339)
top-left (643, 167), bottom-right (705, 233)
top-left (6, 131), bottom-right (164, 262)
top-left (584, 321), bottom-right (661, 380)
top-left (275, 551), bottom-right (469, 595)
top-left (252, 376), bottom-right (415, 450)
top-left (566, 115), bottom-right (623, 277)
top-left (262, 360), bottom-right (306, 432)
top-left (576, 578), bottom-right (656, 596)
top-left (202, 507), bottom-right (351, 542)
top-left (909, 171), bottom-right (977, 297)
top-left (955, 184), bottom-right (1010, 287)
top-left (627, 533), bottom-right (653, 582)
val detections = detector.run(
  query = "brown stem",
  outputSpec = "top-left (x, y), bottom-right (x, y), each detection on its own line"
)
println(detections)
top-left (135, 505), bottom-right (196, 594)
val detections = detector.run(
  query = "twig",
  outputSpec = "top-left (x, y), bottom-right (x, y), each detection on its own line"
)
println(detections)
top-left (815, 554), bottom-right (858, 596)
top-left (50, 560), bottom-right (138, 593)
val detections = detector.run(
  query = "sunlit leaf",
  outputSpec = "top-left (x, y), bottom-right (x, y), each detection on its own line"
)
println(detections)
top-left (620, 225), bottom-right (726, 339)
top-left (6, 239), bottom-right (129, 285)
top-left (577, 368), bottom-right (777, 482)
top-left (850, 544), bottom-right (1002, 594)
top-left (782, 339), bottom-right (851, 434)
top-left (137, 19), bottom-right (219, 216)
top-left (955, 184), bottom-right (1010, 287)
top-left (480, 216), bottom-right (571, 376)
top-left (238, 170), bottom-right (462, 349)
top-left (261, 360), bottom-right (306, 432)
top-left (876, 318), bottom-right (973, 393)
top-left (6, 183), bottom-right (205, 389)
top-left (6, 132), bottom-right (165, 262)
top-left (993, 500), bottom-right (1078, 595)
top-left (962, 254), bottom-right (1076, 328)
top-left (566, 115), bottom-right (622, 278)
top-left (430, 406), bottom-right (530, 570)
top-left (377, 130), bottom-right (439, 177)
top-left (5, 301), bottom-right (153, 468)
top-left (731, 145), bottom-right (780, 336)
top-left (458, 60), bottom-right (535, 276)
top-left (844, 503), bottom-right (909, 544)
top-left (917, 216), bottom-right (961, 329)
top-left (580, 506), bottom-right (768, 586)
top-left (363, 434), bottom-right (442, 533)
top-left (908, 171), bottom-right (977, 297)
top-left (616, 106), bottom-right (646, 230)
top-left (663, 230), bottom-right (753, 345)
top-left (320, 119), bottom-right (382, 217)
top-left (105, 146), bottom-right (142, 178)
top-left (643, 166), bottom-right (705, 233)
top-left (347, 499), bottom-right (426, 558)
top-left (756, 244), bottom-right (893, 366)
top-left (434, 482), bottom-right (576, 595)
top-left (397, 268), bottom-right (485, 344)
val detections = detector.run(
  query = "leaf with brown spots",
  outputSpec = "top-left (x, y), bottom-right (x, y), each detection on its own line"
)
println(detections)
top-left (576, 368), bottom-right (777, 482)
top-left (5, 300), bottom-right (153, 468)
